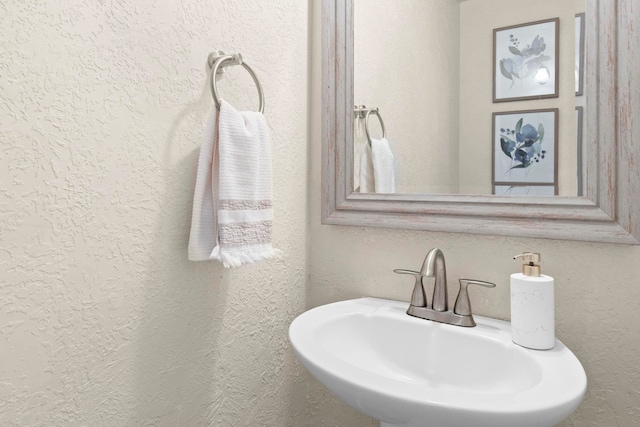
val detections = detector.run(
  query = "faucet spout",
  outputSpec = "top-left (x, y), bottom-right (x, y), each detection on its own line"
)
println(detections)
top-left (420, 248), bottom-right (448, 312)
top-left (396, 248), bottom-right (495, 327)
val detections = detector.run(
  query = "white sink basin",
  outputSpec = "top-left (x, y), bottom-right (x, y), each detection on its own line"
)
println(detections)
top-left (289, 298), bottom-right (586, 427)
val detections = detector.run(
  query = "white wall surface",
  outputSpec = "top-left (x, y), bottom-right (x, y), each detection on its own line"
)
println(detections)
top-left (1, 0), bottom-right (311, 425)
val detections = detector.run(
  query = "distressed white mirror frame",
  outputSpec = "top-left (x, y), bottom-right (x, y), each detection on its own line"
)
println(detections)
top-left (321, 0), bottom-right (640, 245)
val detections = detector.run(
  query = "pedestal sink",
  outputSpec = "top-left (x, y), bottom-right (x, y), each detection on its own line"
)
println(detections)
top-left (289, 298), bottom-right (586, 427)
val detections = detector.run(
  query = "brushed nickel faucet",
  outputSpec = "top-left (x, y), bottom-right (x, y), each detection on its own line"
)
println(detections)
top-left (394, 248), bottom-right (495, 327)
top-left (421, 248), bottom-right (448, 312)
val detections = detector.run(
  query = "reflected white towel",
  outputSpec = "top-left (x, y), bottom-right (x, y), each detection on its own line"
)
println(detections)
top-left (188, 100), bottom-right (279, 267)
top-left (371, 138), bottom-right (395, 193)
top-left (359, 143), bottom-right (375, 193)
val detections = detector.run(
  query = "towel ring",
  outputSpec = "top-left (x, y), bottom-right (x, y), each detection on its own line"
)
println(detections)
top-left (364, 108), bottom-right (386, 145)
top-left (209, 53), bottom-right (265, 114)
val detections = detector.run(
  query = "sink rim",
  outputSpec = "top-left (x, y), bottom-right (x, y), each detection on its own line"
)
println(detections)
top-left (289, 297), bottom-right (587, 417)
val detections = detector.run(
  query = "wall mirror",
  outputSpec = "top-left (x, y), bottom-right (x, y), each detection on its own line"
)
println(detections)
top-left (321, 0), bottom-right (640, 245)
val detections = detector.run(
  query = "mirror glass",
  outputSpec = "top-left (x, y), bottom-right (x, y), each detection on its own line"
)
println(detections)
top-left (353, 0), bottom-right (586, 197)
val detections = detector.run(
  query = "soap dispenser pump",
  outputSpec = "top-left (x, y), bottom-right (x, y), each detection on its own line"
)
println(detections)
top-left (510, 252), bottom-right (555, 350)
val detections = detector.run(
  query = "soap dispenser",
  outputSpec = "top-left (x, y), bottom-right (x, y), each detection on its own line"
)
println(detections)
top-left (510, 252), bottom-right (555, 350)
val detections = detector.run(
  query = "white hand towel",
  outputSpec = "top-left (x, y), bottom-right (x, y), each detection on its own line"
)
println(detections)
top-left (371, 137), bottom-right (396, 193)
top-left (359, 143), bottom-right (375, 193)
top-left (188, 100), bottom-right (279, 267)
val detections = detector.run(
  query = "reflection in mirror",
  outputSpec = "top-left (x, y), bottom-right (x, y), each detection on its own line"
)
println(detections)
top-left (353, 0), bottom-right (586, 196)
top-left (322, 0), bottom-right (640, 244)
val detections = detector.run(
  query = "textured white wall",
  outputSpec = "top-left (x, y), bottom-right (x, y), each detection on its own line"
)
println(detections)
top-left (1, 0), bottom-right (311, 425)
top-left (3, 1), bottom-right (640, 427)
top-left (354, 0), bottom-right (460, 194)
top-left (310, 1), bottom-right (640, 427)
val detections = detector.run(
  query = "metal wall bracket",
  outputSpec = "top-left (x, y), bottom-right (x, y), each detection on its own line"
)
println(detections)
top-left (207, 50), bottom-right (244, 76)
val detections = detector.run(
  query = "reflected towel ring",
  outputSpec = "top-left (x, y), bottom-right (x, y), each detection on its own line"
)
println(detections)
top-left (365, 108), bottom-right (386, 146)
top-left (209, 53), bottom-right (265, 114)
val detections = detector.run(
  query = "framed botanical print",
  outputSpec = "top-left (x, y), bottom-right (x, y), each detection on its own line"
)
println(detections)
top-left (492, 109), bottom-right (558, 193)
top-left (493, 185), bottom-right (557, 196)
top-left (493, 18), bottom-right (559, 102)
top-left (575, 13), bottom-right (586, 96)
top-left (576, 106), bottom-right (584, 196)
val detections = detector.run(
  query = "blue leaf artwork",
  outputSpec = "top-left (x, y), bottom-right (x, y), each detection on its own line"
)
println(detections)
top-left (494, 19), bottom-right (558, 101)
top-left (500, 34), bottom-right (551, 87)
top-left (499, 119), bottom-right (546, 171)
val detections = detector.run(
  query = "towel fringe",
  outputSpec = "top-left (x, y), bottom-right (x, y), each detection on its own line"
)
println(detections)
top-left (210, 246), bottom-right (282, 268)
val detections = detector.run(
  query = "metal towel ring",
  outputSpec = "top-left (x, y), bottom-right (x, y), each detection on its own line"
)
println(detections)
top-left (209, 52), bottom-right (265, 113)
top-left (364, 108), bottom-right (386, 146)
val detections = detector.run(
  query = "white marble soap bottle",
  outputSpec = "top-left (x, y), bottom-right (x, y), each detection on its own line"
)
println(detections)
top-left (510, 252), bottom-right (555, 350)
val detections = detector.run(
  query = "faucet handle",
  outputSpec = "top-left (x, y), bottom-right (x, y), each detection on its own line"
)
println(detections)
top-left (453, 279), bottom-right (496, 317)
top-left (394, 269), bottom-right (427, 308)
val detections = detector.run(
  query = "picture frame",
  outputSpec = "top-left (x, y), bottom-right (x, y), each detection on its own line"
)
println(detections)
top-left (492, 109), bottom-right (558, 192)
top-left (576, 106), bottom-right (584, 196)
top-left (575, 13), bottom-right (586, 96)
top-left (493, 185), bottom-right (557, 196)
top-left (493, 18), bottom-right (559, 102)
